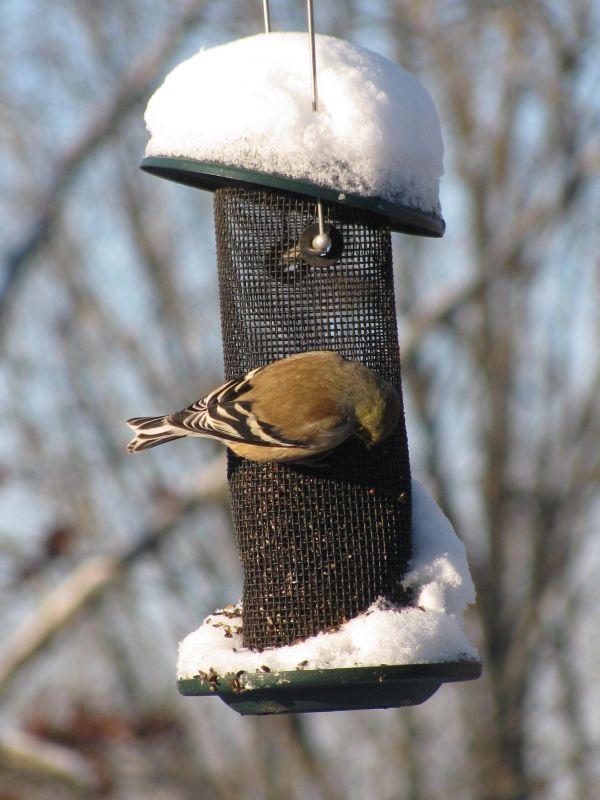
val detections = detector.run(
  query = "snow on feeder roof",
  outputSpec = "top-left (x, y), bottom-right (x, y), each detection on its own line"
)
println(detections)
top-left (142, 32), bottom-right (445, 237)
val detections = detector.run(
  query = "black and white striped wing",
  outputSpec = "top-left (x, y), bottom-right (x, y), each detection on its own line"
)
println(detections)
top-left (169, 373), bottom-right (302, 449)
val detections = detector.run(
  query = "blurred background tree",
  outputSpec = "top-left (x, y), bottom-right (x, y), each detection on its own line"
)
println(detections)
top-left (0, 1), bottom-right (598, 798)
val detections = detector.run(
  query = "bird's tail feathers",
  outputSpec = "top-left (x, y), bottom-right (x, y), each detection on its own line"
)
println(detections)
top-left (126, 416), bottom-right (184, 453)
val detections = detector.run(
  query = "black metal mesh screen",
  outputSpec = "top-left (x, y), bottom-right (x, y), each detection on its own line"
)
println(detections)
top-left (214, 187), bottom-right (412, 650)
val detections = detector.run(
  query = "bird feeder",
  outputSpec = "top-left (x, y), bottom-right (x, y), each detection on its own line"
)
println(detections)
top-left (140, 23), bottom-right (480, 714)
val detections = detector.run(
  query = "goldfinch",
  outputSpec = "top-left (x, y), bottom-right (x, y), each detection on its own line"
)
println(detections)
top-left (126, 351), bottom-right (400, 463)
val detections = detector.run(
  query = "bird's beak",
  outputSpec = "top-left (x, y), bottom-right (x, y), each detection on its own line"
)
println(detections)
top-left (355, 427), bottom-right (373, 448)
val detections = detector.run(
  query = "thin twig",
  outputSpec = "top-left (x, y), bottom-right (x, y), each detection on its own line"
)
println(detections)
top-left (0, 728), bottom-right (99, 790)
top-left (0, 0), bottom-right (206, 331)
top-left (0, 455), bottom-right (226, 697)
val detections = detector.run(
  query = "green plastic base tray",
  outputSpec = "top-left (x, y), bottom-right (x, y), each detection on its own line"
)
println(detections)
top-left (140, 156), bottom-right (445, 238)
top-left (177, 661), bottom-right (482, 715)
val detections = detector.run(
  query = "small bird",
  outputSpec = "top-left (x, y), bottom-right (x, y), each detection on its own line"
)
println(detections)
top-left (126, 351), bottom-right (400, 463)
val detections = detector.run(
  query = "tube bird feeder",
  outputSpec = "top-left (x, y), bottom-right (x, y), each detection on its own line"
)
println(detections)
top-left (139, 30), bottom-right (480, 714)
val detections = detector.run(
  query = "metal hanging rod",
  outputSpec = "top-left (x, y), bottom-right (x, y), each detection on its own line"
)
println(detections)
top-left (307, 0), bottom-right (319, 112)
top-left (261, 1), bottom-right (327, 248)
top-left (306, 0), bottom-right (329, 249)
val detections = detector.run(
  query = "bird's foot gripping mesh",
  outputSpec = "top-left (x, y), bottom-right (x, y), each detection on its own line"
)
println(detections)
top-left (215, 187), bottom-right (413, 650)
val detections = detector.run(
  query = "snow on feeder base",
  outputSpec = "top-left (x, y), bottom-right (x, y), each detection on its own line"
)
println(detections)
top-left (177, 481), bottom-right (480, 715)
top-left (140, 31), bottom-right (480, 713)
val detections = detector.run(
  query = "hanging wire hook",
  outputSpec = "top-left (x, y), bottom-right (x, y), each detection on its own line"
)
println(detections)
top-left (306, 0), bottom-right (331, 253)
top-left (307, 0), bottom-right (318, 112)
top-left (263, 0), bottom-right (271, 34)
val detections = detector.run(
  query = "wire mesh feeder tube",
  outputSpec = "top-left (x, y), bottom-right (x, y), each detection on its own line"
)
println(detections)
top-left (215, 186), bottom-right (412, 651)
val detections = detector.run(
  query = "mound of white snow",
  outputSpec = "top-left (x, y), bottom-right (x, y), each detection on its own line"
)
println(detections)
top-left (145, 33), bottom-right (444, 215)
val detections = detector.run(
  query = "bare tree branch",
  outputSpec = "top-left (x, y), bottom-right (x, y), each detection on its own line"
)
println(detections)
top-left (0, 455), bottom-right (226, 697)
top-left (0, 727), bottom-right (100, 791)
top-left (0, 0), bottom-right (206, 330)
top-left (400, 141), bottom-right (596, 362)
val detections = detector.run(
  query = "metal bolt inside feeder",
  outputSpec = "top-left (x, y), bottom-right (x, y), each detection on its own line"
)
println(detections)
top-left (140, 10), bottom-right (480, 714)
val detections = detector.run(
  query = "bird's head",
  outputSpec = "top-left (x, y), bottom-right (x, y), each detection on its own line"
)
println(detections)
top-left (354, 379), bottom-right (401, 447)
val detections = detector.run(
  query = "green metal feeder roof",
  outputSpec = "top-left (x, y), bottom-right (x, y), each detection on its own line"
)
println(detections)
top-left (141, 156), bottom-right (445, 238)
